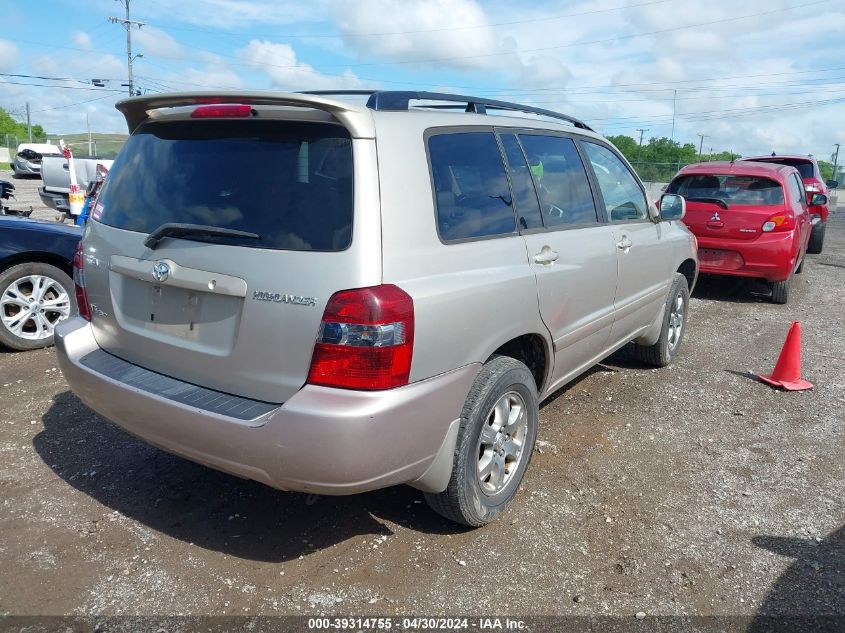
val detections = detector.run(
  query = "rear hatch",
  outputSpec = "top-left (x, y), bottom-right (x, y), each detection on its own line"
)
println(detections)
top-left (668, 173), bottom-right (785, 241)
top-left (83, 115), bottom-right (376, 403)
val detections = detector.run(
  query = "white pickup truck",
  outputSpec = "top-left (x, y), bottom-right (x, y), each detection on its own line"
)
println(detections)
top-left (39, 154), bottom-right (114, 213)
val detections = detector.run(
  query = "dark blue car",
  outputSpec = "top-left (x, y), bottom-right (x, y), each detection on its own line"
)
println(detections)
top-left (0, 216), bottom-right (81, 350)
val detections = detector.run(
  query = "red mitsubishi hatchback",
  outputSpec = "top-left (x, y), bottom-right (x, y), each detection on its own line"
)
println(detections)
top-left (666, 161), bottom-right (823, 304)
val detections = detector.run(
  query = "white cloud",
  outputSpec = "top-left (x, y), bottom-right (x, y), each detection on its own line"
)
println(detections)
top-left (135, 26), bottom-right (184, 60)
top-left (237, 40), bottom-right (364, 90)
top-left (335, 0), bottom-right (500, 72)
top-left (0, 39), bottom-right (18, 72)
top-left (72, 31), bottom-right (92, 51)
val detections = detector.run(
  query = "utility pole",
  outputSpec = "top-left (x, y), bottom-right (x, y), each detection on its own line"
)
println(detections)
top-left (832, 143), bottom-right (840, 185)
top-left (26, 102), bottom-right (32, 142)
top-left (697, 134), bottom-right (707, 161)
top-left (670, 89), bottom-right (677, 142)
top-left (109, 0), bottom-right (145, 97)
top-left (87, 113), bottom-right (92, 156)
top-left (636, 128), bottom-right (649, 164)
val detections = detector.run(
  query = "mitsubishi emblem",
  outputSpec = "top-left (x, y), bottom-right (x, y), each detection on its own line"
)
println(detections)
top-left (711, 212), bottom-right (721, 222)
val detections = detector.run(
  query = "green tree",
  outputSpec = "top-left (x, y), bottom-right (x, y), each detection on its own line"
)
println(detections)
top-left (0, 107), bottom-right (47, 147)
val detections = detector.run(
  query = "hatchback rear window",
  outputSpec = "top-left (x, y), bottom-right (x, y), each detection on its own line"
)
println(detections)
top-left (668, 174), bottom-right (784, 206)
top-left (754, 158), bottom-right (814, 179)
top-left (95, 120), bottom-right (353, 251)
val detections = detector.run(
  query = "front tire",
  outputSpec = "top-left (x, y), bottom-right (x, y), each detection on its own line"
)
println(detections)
top-left (425, 356), bottom-right (539, 527)
top-left (634, 273), bottom-right (690, 367)
top-left (0, 262), bottom-right (76, 351)
top-left (807, 223), bottom-right (825, 255)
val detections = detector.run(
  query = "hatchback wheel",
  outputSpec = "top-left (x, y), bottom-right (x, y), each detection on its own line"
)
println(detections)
top-left (425, 355), bottom-right (539, 527)
top-left (771, 276), bottom-right (791, 304)
top-left (0, 262), bottom-right (76, 351)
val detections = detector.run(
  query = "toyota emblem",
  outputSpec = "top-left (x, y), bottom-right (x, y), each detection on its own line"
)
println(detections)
top-left (152, 262), bottom-right (171, 283)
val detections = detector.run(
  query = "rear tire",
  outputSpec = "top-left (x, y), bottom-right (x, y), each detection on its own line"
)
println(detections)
top-left (771, 277), bottom-right (791, 304)
top-left (807, 223), bottom-right (825, 255)
top-left (424, 356), bottom-right (539, 527)
top-left (0, 262), bottom-right (76, 351)
top-left (634, 273), bottom-right (690, 368)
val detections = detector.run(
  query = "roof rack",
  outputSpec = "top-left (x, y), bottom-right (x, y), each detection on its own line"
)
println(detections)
top-left (303, 90), bottom-right (594, 132)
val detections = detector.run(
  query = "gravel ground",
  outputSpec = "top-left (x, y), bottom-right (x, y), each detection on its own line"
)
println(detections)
top-left (1, 170), bottom-right (843, 630)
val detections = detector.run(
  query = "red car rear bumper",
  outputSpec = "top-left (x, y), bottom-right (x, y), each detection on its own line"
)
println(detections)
top-left (696, 231), bottom-right (797, 282)
top-left (809, 204), bottom-right (828, 223)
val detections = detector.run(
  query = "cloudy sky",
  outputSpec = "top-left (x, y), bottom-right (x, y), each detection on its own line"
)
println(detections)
top-left (2, 0), bottom-right (843, 160)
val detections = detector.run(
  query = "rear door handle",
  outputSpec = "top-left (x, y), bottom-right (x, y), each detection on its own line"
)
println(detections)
top-left (533, 246), bottom-right (559, 265)
top-left (617, 237), bottom-right (633, 251)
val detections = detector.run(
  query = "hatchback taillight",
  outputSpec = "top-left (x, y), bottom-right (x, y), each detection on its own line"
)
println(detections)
top-left (762, 212), bottom-right (795, 233)
top-left (73, 242), bottom-right (91, 321)
top-left (307, 284), bottom-right (414, 390)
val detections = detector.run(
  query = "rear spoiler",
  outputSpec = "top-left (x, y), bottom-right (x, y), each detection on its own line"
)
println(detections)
top-left (115, 91), bottom-right (376, 138)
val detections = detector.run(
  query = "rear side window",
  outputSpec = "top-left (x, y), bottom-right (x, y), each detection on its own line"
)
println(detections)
top-left (668, 174), bottom-right (784, 206)
top-left (499, 133), bottom-right (543, 230)
top-left (427, 132), bottom-right (516, 241)
top-left (96, 120), bottom-right (353, 252)
top-left (582, 142), bottom-right (647, 221)
top-left (519, 135), bottom-right (598, 226)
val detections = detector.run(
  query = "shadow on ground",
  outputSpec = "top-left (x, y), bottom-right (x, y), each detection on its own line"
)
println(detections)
top-left (692, 274), bottom-right (772, 304)
top-left (748, 525), bottom-right (845, 632)
top-left (33, 391), bottom-right (470, 563)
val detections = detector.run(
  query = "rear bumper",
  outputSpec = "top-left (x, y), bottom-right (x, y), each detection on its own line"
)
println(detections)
top-left (39, 187), bottom-right (69, 211)
top-left (55, 318), bottom-right (478, 495)
top-left (808, 204), bottom-right (828, 223)
top-left (696, 231), bottom-right (797, 282)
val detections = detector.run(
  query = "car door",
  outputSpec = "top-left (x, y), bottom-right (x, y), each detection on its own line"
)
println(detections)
top-left (498, 131), bottom-right (618, 390)
top-left (580, 140), bottom-right (674, 346)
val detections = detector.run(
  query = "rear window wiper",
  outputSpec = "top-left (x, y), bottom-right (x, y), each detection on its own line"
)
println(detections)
top-left (686, 197), bottom-right (729, 210)
top-left (144, 223), bottom-right (261, 249)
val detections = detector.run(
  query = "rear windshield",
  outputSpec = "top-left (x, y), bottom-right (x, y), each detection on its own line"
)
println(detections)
top-left (753, 158), bottom-right (814, 179)
top-left (95, 120), bottom-right (353, 251)
top-left (668, 174), bottom-right (784, 206)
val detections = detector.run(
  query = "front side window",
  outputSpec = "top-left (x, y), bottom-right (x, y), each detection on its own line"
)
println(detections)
top-left (96, 120), bottom-right (354, 251)
top-left (582, 142), bottom-right (647, 221)
top-left (518, 135), bottom-right (598, 226)
top-left (428, 132), bottom-right (516, 241)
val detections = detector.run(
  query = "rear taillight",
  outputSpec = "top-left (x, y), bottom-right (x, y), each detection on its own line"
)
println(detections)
top-left (190, 104), bottom-right (253, 118)
top-left (95, 163), bottom-right (109, 184)
top-left (307, 284), bottom-right (414, 390)
top-left (73, 242), bottom-right (91, 321)
top-left (762, 212), bottom-right (795, 233)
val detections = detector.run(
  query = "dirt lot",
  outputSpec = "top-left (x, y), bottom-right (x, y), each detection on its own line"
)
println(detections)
top-left (1, 171), bottom-right (843, 629)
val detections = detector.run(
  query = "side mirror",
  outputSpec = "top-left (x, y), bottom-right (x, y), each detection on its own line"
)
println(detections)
top-left (825, 179), bottom-right (838, 189)
top-left (659, 194), bottom-right (686, 221)
top-left (811, 193), bottom-right (828, 206)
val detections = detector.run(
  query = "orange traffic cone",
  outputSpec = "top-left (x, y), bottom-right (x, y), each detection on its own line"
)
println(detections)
top-left (758, 321), bottom-right (813, 391)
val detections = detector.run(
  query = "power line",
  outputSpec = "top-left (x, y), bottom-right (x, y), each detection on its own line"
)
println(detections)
top-left (0, 79), bottom-right (124, 92)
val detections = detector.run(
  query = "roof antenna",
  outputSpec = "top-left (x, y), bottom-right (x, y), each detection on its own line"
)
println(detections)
top-left (771, 151), bottom-right (776, 156)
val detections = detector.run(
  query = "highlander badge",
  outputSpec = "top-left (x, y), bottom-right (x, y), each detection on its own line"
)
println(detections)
top-left (152, 262), bottom-right (171, 283)
top-left (252, 291), bottom-right (317, 307)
